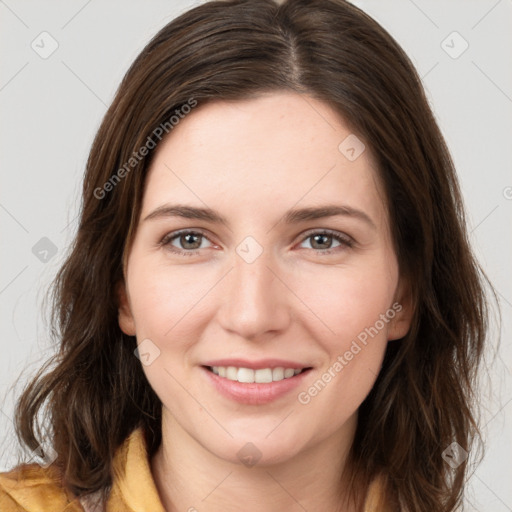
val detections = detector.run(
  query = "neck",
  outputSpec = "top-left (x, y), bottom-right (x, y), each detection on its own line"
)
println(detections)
top-left (151, 410), bottom-right (362, 512)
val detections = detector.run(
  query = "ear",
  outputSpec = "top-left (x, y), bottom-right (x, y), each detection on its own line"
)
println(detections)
top-left (116, 280), bottom-right (136, 336)
top-left (387, 278), bottom-right (414, 341)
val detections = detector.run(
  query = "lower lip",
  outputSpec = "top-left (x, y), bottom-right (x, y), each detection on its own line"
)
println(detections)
top-left (201, 366), bottom-right (312, 405)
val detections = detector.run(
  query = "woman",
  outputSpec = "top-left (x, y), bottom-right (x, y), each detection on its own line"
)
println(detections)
top-left (0, 0), bottom-right (492, 510)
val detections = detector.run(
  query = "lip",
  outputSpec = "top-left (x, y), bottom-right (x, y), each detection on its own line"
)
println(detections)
top-left (201, 365), bottom-right (313, 405)
top-left (201, 358), bottom-right (309, 370)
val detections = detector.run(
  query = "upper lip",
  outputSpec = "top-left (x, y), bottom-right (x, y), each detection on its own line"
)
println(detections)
top-left (202, 358), bottom-right (312, 370)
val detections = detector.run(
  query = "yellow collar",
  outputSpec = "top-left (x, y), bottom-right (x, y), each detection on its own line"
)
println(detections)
top-left (106, 427), bottom-right (165, 512)
top-left (0, 427), bottom-right (391, 511)
top-left (107, 427), bottom-right (390, 512)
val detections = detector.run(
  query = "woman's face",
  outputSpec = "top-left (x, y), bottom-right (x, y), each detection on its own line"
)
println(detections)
top-left (119, 92), bottom-right (411, 466)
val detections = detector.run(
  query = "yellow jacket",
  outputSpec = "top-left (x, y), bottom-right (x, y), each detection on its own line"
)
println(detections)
top-left (0, 428), bottom-right (392, 511)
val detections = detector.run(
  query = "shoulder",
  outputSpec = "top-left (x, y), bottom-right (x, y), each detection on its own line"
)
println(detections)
top-left (0, 463), bottom-right (84, 512)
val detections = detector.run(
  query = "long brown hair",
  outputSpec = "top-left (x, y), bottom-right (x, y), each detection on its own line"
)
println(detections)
top-left (13, 0), bottom-right (492, 510)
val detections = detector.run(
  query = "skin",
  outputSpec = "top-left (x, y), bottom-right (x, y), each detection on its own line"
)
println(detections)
top-left (118, 92), bottom-right (412, 512)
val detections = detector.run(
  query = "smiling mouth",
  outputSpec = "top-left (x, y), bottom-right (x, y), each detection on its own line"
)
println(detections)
top-left (204, 365), bottom-right (312, 383)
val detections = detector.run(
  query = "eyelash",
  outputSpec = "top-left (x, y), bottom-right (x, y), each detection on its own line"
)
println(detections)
top-left (159, 229), bottom-right (355, 257)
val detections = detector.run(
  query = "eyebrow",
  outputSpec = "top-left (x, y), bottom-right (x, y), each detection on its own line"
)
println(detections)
top-left (143, 204), bottom-right (376, 229)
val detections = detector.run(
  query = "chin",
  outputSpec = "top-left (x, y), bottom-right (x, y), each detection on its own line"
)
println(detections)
top-left (208, 436), bottom-right (306, 468)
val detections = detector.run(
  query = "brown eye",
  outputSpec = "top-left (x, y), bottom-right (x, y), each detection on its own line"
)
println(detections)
top-left (160, 230), bottom-right (213, 255)
top-left (299, 230), bottom-right (354, 253)
top-left (310, 233), bottom-right (334, 250)
top-left (177, 232), bottom-right (202, 250)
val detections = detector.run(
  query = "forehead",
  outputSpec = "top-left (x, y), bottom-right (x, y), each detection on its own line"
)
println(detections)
top-left (142, 92), bottom-right (388, 230)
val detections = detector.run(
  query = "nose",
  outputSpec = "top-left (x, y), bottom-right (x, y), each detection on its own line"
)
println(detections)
top-left (217, 250), bottom-right (291, 341)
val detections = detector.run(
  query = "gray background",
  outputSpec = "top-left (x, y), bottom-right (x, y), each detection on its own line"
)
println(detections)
top-left (1, 1), bottom-right (511, 510)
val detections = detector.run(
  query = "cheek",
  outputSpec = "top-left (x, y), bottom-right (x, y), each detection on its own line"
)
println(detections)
top-left (291, 261), bottom-right (397, 412)
top-left (291, 260), bottom-right (398, 348)
top-left (126, 260), bottom-right (213, 403)
top-left (128, 259), bottom-right (213, 341)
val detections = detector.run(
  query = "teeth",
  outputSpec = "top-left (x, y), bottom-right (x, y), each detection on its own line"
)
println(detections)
top-left (210, 365), bottom-right (305, 383)
top-left (226, 366), bottom-right (238, 380)
top-left (255, 368), bottom-right (273, 383)
top-left (238, 367), bottom-right (254, 383)
top-left (272, 367), bottom-right (284, 381)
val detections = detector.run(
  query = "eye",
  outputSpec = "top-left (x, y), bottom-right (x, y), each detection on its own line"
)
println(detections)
top-left (159, 228), bottom-right (354, 257)
top-left (160, 230), bottom-right (214, 256)
top-left (298, 230), bottom-right (354, 254)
